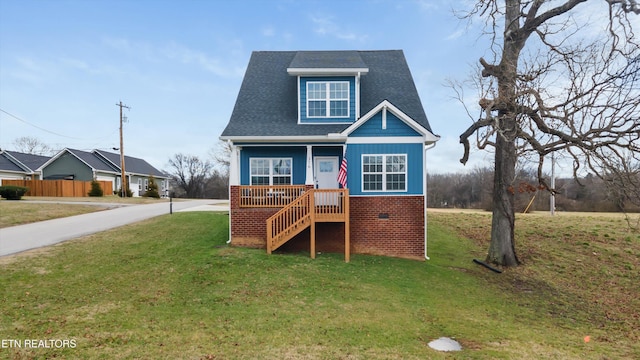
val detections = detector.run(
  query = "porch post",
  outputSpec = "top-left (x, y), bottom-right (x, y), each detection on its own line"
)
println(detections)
top-left (229, 143), bottom-right (240, 186)
top-left (344, 190), bottom-right (350, 263)
top-left (310, 188), bottom-right (316, 259)
top-left (305, 145), bottom-right (314, 186)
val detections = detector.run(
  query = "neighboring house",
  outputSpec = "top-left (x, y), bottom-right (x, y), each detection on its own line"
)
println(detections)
top-left (0, 150), bottom-right (49, 183)
top-left (92, 150), bottom-right (170, 197)
top-left (220, 50), bottom-right (439, 260)
top-left (38, 148), bottom-right (169, 197)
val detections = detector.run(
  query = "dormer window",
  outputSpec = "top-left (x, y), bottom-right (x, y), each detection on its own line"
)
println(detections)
top-left (307, 81), bottom-right (349, 118)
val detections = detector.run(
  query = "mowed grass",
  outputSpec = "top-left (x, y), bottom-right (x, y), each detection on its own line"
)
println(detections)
top-left (0, 196), bottom-right (168, 228)
top-left (0, 211), bottom-right (638, 359)
top-left (0, 202), bottom-right (105, 228)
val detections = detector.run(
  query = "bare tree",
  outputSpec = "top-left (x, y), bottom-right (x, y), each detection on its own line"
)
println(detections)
top-left (12, 136), bottom-right (53, 155)
top-left (166, 153), bottom-right (213, 198)
top-left (208, 139), bottom-right (231, 175)
top-left (457, 0), bottom-right (639, 266)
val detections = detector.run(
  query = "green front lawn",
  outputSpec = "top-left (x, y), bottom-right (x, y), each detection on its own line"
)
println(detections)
top-left (0, 211), bottom-right (637, 359)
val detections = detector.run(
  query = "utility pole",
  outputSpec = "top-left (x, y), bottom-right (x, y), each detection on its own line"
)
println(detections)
top-left (116, 101), bottom-right (130, 197)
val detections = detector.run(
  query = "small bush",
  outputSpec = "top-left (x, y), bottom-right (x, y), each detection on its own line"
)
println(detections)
top-left (88, 180), bottom-right (104, 197)
top-left (117, 187), bottom-right (133, 197)
top-left (0, 185), bottom-right (29, 200)
top-left (143, 175), bottom-right (160, 199)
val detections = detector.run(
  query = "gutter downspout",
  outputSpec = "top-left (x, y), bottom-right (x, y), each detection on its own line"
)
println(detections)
top-left (227, 140), bottom-right (239, 244)
top-left (424, 142), bottom-right (437, 260)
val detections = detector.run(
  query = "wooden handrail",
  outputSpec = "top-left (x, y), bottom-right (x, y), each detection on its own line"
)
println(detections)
top-left (265, 189), bottom-right (349, 254)
top-left (239, 185), bottom-right (306, 208)
top-left (266, 190), bottom-right (312, 253)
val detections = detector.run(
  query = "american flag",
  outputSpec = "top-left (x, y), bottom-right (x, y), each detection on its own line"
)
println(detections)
top-left (337, 152), bottom-right (347, 188)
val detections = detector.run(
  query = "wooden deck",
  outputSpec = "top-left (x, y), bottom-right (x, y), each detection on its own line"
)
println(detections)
top-left (238, 186), bottom-right (349, 262)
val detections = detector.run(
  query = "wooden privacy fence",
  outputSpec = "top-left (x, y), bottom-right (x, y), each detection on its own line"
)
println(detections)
top-left (1, 180), bottom-right (113, 197)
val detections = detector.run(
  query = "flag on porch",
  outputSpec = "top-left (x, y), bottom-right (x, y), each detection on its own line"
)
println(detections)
top-left (337, 151), bottom-right (347, 188)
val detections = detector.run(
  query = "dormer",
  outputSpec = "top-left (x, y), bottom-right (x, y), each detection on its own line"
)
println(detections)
top-left (287, 51), bottom-right (369, 124)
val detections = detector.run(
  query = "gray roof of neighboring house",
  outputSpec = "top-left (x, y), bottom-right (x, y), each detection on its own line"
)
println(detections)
top-left (94, 150), bottom-right (167, 178)
top-left (66, 149), bottom-right (119, 172)
top-left (0, 153), bottom-right (26, 172)
top-left (0, 150), bottom-right (50, 172)
top-left (221, 50), bottom-right (433, 138)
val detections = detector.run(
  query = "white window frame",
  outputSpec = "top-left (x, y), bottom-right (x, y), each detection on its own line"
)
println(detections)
top-left (306, 81), bottom-right (350, 118)
top-left (361, 154), bottom-right (407, 192)
top-left (249, 157), bottom-right (293, 186)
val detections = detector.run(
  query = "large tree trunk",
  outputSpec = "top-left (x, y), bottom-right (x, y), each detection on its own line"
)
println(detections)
top-left (486, 0), bottom-right (521, 266)
top-left (487, 128), bottom-right (519, 266)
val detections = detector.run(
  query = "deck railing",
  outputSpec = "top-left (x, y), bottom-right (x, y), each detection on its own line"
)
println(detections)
top-left (266, 189), bottom-right (349, 254)
top-left (267, 190), bottom-right (312, 253)
top-left (313, 189), bottom-right (349, 222)
top-left (238, 185), bottom-right (307, 208)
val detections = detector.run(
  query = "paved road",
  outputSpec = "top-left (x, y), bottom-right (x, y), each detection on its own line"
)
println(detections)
top-left (0, 199), bottom-right (228, 257)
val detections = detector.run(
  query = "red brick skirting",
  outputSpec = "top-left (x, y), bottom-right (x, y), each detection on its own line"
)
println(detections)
top-left (349, 196), bottom-right (425, 260)
top-left (230, 186), bottom-right (425, 260)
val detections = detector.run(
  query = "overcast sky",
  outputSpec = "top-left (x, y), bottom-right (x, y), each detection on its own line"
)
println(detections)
top-left (1, 0), bottom-right (508, 173)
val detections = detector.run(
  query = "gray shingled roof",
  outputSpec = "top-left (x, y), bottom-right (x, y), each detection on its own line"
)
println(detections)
top-left (3, 151), bottom-right (50, 171)
top-left (66, 149), bottom-right (119, 172)
top-left (94, 150), bottom-right (167, 178)
top-left (0, 152), bottom-right (27, 172)
top-left (221, 50), bottom-right (433, 138)
top-left (288, 50), bottom-right (368, 69)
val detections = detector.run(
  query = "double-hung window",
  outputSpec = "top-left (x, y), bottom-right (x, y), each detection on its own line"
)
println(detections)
top-left (362, 154), bottom-right (406, 192)
top-left (250, 158), bottom-right (292, 185)
top-left (307, 81), bottom-right (349, 118)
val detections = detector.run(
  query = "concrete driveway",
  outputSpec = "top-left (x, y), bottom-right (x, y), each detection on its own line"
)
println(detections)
top-left (0, 199), bottom-right (228, 257)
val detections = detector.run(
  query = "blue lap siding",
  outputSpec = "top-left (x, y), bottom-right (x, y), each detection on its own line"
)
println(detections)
top-left (346, 142), bottom-right (424, 196)
top-left (350, 111), bottom-right (420, 137)
top-left (299, 76), bottom-right (356, 124)
top-left (239, 146), bottom-right (307, 185)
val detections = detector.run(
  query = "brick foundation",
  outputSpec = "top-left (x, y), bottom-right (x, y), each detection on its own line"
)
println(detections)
top-left (349, 196), bottom-right (425, 260)
top-left (229, 186), bottom-right (278, 248)
top-left (230, 186), bottom-right (425, 260)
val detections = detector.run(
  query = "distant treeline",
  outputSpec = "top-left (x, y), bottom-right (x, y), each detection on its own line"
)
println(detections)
top-left (427, 167), bottom-right (640, 213)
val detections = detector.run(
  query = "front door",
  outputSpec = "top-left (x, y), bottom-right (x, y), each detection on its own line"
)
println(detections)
top-left (314, 156), bottom-right (339, 206)
top-left (314, 156), bottom-right (339, 189)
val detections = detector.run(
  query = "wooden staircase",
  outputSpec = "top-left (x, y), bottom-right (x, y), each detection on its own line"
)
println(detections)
top-left (266, 189), bottom-right (350, 261)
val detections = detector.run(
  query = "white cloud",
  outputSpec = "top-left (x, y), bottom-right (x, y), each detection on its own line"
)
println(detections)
top-left (413, 0), bottom-right (440, 12)
top-left (9, 57), bottom-right (50, 85)
top-left (262, 26), bottom-right (275, 37)
top-left (310, 14), bottom-right (368, 42)
top-left (445, 28), bottom-right (465, 41)
top-left (103, 36), bottom-right (244, 79)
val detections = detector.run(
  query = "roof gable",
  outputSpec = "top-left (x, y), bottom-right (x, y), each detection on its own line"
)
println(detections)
top-left (41, 148), bottom-right (118, 173)
top-left (1, 151), bottom-right (50, 172)
top-left (349, 109), bottom-right (421, 137)
top-left (0, 152), bottom-right (28, 172)
top-left (342, 100), bottom-right (439, 143)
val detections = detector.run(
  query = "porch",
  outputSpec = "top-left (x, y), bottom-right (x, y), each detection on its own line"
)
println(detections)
top-left (235, 185), bottom-right (350, 262)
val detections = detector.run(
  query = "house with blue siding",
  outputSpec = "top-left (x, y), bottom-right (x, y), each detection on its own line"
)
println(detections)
top-left (220, 50), bottom-right (439, 261)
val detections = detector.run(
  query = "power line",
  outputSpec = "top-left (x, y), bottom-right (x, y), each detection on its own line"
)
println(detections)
top-left (0, 107), bottom-right (119, 142)
top-left (0, 108), bottom-right (85, 139)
